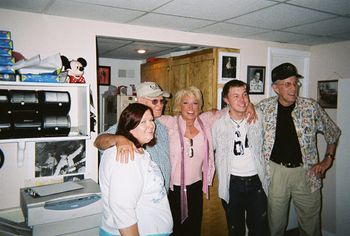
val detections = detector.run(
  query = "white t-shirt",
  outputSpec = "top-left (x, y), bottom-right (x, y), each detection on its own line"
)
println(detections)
top-left (229, 119), bottom-right (257, 177)
top-left (99, 147), bottom-right (173, 235)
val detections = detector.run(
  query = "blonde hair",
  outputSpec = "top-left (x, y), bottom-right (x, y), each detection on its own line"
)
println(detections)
top-left (173, 86), bottom-right (203, 115)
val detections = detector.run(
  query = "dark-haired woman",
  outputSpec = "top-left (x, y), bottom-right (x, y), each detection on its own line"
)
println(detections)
top-left (99, 103), bottom-right (173, 236)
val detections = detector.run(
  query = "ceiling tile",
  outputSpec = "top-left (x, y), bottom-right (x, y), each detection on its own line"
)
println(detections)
top-left (194, 22), bottom-right (268, 37)
top-left (75, 0), bottom-right (169, 12)
top-left (290, 35), bottom-right (347, 46)
top-left (227, 4), bottom-right (334, 30)
top-left (154, 0), bottom-right (276, 21)
top-left (286, 17), bottom-right (350, 36)
top-left (96, 38), bottom-right (133, 54)
top-left (246, 31), bottom-right (309, 43)
top-left (0, 0), bottom-right (51, 13)
top-left (47, 0), bottom-right (144, 23)
top-left (129, 13), bottom-right (213, 31)
top-left (289, 0), bottom-right (350, 16)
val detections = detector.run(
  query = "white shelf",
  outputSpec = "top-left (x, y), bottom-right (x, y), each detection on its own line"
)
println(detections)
top-left (0, 135), bottom-right (90, 144)
top-left (0, 82), bottom-right (91, 166)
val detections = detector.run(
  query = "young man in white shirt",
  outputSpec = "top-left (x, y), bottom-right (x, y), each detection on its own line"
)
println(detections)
top-left (212, 80), bottom-right (268, 236)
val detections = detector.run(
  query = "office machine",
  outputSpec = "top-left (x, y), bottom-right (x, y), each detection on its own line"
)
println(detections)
top-left (20, 178), bottom-right (102, 236)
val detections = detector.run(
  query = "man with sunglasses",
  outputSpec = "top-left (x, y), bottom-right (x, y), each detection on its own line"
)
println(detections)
top-left (256, 63), bottom-right (341, 236)
top-left (94, 82), bottom-right (172, 191)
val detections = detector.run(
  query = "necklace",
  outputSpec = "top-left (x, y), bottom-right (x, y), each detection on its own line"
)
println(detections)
top-left (231, 118), bottom-right (244, 128)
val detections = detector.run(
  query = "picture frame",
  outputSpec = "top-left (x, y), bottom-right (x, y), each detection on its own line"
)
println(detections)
top-left (98, 66), bottom-right (111, 85)
top-left (317, 80), bottom-right (338, 108)
top-left (217, 87), bottom-right (227, 110)
top-left (35, 140), bottom-right (86, 177)
top-left (247, 65), bottom-right (265, 95)
top-left (218, 52), bottom-right (240, 84)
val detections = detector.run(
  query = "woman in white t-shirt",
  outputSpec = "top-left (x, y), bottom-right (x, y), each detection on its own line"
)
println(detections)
top-left (99, 103), bottom-right (173, 236)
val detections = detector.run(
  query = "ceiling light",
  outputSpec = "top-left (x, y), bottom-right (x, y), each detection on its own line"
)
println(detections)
top-left (137, 49), bottom-right (146, 54)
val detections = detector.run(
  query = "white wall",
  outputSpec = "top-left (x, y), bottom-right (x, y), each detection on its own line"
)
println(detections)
top-left (0, 8), bottom-right (348, 234)
top-left (310, 42), bottom-right (350, 235)
top-left (97, 58), bottom-right (141, 132)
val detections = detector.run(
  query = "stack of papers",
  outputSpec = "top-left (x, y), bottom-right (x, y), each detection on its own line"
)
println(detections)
top-left (12, 53), bottom-right (62, 83)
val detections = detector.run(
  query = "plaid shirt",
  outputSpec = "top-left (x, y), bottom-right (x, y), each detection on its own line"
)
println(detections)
top-left (256, 96), bottom-right (341, 192)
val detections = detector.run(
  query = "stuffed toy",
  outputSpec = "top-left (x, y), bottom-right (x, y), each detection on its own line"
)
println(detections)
top-left (61, 55), bottom-right (87, 83)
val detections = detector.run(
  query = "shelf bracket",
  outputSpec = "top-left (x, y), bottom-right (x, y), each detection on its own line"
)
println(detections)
top-left (17, 141), bottom-right (26, 168)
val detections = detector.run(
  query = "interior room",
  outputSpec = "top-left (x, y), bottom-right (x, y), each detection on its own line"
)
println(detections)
top-left (0, 1), bottom-right (350, 235)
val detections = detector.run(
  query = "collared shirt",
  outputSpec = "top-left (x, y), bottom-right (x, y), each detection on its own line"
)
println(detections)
top-left (256, 96), bottom-right (341, 192)
top-left (212, 109), bottom-right (268, 203)
top-left (103, 119), bottom-right (171, 191)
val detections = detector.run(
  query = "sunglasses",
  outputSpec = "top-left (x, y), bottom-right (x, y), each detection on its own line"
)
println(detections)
top-left (189, 138), bottom-right (194, 158)
top-left (149, 98), bottom-right (167, 105)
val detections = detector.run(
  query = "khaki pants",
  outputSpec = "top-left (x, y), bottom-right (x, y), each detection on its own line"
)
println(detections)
top-left (268, 161), bottom-right (321, 236)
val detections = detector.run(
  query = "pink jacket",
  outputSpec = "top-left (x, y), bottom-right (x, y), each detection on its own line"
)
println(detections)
top-left (158, 111), bottom-right (219, 193)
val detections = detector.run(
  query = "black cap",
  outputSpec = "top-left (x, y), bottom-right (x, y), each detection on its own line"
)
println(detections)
top-left (271, 63), bottom-right (304, 83)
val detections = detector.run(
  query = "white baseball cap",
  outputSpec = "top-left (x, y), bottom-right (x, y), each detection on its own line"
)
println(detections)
top-left (136, 82), bottom-right (170, 98)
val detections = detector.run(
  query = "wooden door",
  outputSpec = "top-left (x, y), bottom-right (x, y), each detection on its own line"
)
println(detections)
top-left (167, 56), bottom-right (190, 114)
top-left (141, 58), bottom-right (171, 114)
top-left (188, 49), bottom-right (216, 112)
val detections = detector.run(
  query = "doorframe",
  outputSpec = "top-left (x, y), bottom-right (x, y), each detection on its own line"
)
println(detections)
top-left (267, 47), bottom-right (310, 98)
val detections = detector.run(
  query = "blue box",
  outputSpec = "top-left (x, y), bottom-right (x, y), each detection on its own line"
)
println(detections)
top-left (0, 31), bottom-right (11, 39)
top-left (21, 73), bottom-right (59, 83)
top-left (0, 56), bottom-right (15, 66)
top-left (0, 47), bottom-right (12, 56)
top-left (0, 73), bottom-right (16, 81)
top-left (0, 65), bottom-right (14, 74)
top-left (0, 39), bottom-right (13, 49)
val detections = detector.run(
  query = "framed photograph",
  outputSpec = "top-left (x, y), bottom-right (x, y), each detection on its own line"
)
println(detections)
top-left (217, 87), bottom-right (227, 110)
top-left (317, 80), bottom-right (338, 108)
top-left (218, 52), bottom-right (240, 84)
top-left (98, 66), bottom-right (111, 85)
top-left (247, 66), bottom-right (265, 94)
top-left (35, 140), bottom-right (86, 177)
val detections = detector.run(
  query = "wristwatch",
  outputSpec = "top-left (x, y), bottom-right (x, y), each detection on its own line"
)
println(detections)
top-left (325, 153), bottom-right (335, 160)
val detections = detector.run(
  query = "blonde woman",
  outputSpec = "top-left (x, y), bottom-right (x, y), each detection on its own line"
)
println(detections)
top-left (158, 86), bottom-right (220, 236)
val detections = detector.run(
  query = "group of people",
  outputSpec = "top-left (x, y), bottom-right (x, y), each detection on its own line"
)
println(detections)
top-left (95, 62), bottom-right (341, 236)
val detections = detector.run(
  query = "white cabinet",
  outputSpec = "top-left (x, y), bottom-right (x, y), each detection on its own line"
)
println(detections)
top-left (0, 81), bottom-right (90, 143)
top-left (0, 82), bottom-right (91, 166)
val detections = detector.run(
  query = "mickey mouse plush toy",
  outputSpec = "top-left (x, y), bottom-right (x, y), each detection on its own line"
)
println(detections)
top-left (61, 55), bottom-right (87, 83)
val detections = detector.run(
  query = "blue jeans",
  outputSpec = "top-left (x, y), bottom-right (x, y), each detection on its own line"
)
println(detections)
top-left (222, 174), bottom-right (269, 236)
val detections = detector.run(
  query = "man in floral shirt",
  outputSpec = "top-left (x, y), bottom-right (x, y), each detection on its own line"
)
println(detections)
top-left (256, 63), bottom-right (341, 236)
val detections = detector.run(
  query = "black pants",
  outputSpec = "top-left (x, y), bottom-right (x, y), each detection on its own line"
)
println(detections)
top-left (222, 175), bottom-right (269, 236)
top-left (169, 180), bottom-right (203, 236)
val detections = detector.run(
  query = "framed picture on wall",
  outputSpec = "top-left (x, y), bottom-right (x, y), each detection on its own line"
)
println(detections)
top-left (247, 65), bottom-right (265, 94)
top-left (98, 66), bottom-right (111, 85)
top-left (35, 140), bottom-right (86, 177)
top-left (218, 52), bottom-right (240, 84)
top-left (317, 80), bottom-right (338, 108)
top-left (217, 87), bottom-right (227, 110)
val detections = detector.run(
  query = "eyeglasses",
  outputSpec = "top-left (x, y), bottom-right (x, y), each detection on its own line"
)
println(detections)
top-left (148, 98), bottom-right (167, 105)
top-left (188, 139), bottom-right (194, 158)
top-left (275, 80), bottom-right (302, 89)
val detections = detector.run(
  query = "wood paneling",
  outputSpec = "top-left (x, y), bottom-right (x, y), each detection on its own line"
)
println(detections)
top-left (202, 177), bottom-right (228, 236)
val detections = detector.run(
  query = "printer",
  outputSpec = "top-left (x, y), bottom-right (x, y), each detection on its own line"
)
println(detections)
top-left (20, 178), bottom-right (102, 236)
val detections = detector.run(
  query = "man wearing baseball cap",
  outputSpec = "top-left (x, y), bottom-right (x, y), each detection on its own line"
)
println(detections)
top-left (94, 82), bottom-right (172, 191)
top-left (255, 63), bottom-right (341, 236)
